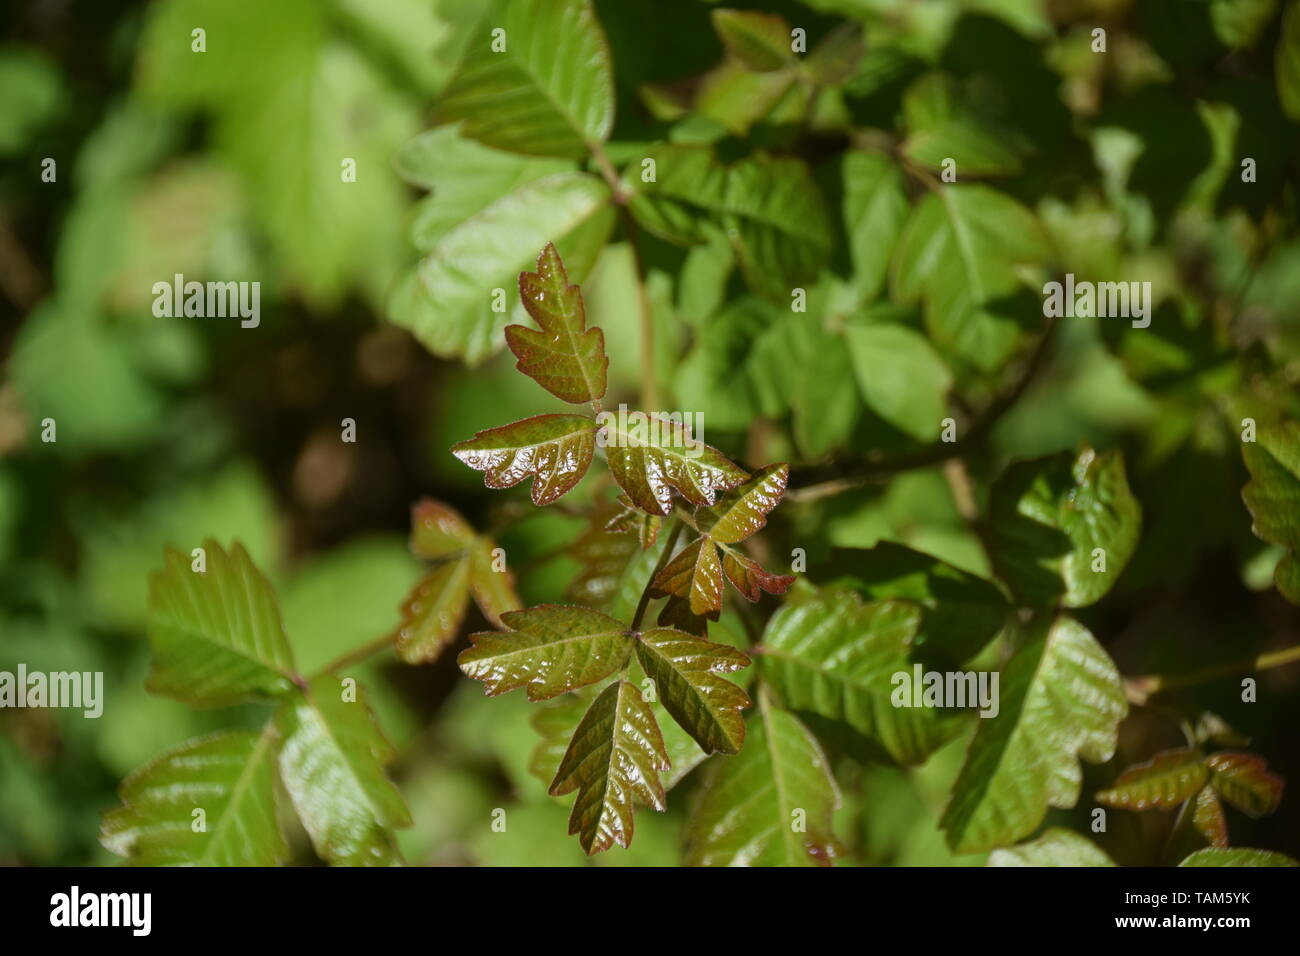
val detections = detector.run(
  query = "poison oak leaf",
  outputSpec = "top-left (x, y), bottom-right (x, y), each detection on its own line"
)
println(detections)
top-left (549, 680), bottom-right (670, 854)
top-left (987, 829), bottom-right (1116, 867)
top-left (458, 604), bottom-right (633, 700)
top-left (697, 462), bottom-right (788, 543)
top-left (634, 628), bottom-right (751, 754)
top-left (567, 499), bottom-right (640, 606)
top-left (721, 548), bottom-right (795, 601)
top-left (1179, 848), bottom-right (1299, 867)
top-left (409, 498), bottom-right (476, 558)
top-left (605, 493), bottom-right (661, 549)
top-left (467, 537), bottom-right (521, 626)
top-left (452, 413), bottom-right (596, 505)
top-left (711, 9), bottom-right (794, 72)
top-left (657, 594), bottom-right (712, 636)
top-left (394, 557), bottom-right (472, 664)
top-left (1205, 751), bottom-right (1284, 817)
top-left (1241, 422), bottom-right (1300, 605)
top-left (1094, 748), bottom-right (1209, 810)
top-left (652, 536), bottom-right (725, 616)
top-left (1192, 785), bottom-right (1229, 848)
top-left (601, 413), bottom-right (748, 515)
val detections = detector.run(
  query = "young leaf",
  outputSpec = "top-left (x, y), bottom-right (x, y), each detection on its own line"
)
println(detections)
top-left (1241, 422), bottom-right (1300, 604)
top-left (696, 462), bottom-right (789, 544)
top-left (1094, 748), bottom-right (1209, 810)
top-left (452, 413), bottom-right (596, 506)
top-left (549, 680), bottom-right (670, 854)
top-left (1179, 848), bottom-right (1298, 867)
top-left (1192, 785), bottom-right (1229, 848)
top-left (467, 537), bottom-right (521, 626)
top-left (409, 498), bottom-right (476, 559)
top-left (634, 628), bottom-right (751, 755)
top-left (758, 590), bottom-right (960, 765)
top-left (1205, 751), bottom-right (1284, 817)
top-left (712, 9), bottom-right (794, 72)
top-left (651, 536), bottom-right (724, 617)
top-left (987, 829), bottom-right (1116, 867)
top-left (394, 557), bottom-right (472, 664)
top-left (605, 493), bottom-right (662, 550)
top-left (506, 242), bottom-right (608, 404)
top-left (101, 728), bottom-right (287, 866)
top-left (986, 447), bottom-right (1141, 608)
top-left (941, 615), bottom-right (1128, 854)
top-left (721, 548), bottom-right (795, 602)
top-left (147, 539), bottom-right (297, 706)
top-left (458, 604), bottom-right (632, 700)
top-left (436, 0), bottom-right (614, 158)
top-left (685, 693), bottom-right (840, 866)
top-left (275, 676), bottom-right (411, 866)
top-left (601, 413), bottom-right (748, 515)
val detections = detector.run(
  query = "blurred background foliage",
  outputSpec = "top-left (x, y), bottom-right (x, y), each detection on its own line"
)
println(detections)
top-left (0, 0), bottom-right (1298, 865)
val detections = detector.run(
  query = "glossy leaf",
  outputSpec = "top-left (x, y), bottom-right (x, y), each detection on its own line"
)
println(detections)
top-left (685, 694), bottom-right (839, 866)
top-left (1095, 748), bottom-right (1209, 811)
top-left (452, 413), bottom-right (596, 506)
top-left (1241, 421), bottom-right (1300, 604)
top-left (549, 680), bottom-right (670, 854)
top-left (458, 604), bottom-right (632, 701)
top-left (436, 0), bottom-right (614, 158)
top-left (759, 590), bottom-right (959, 765)
top-left (102, 729), bottom-right (286, 866)
top-left (1205, 751), bottom-right (1284, 817)
top-left (600, 413), bottom-right (748, 516)
top-left (987, 447), bottom-right (1141, 608)
top-left (275, 676), bottom-right (411, 866)
top-left (634, 628), bottom-right (751, 755)
top-left (1179, 847), bottom-right (1298, 867)
top-left (506, 243), bottom-right (607, 404)
top-left (712, 9), bottom-right (794, 72)
top-left (697, 462), bottom-right (789, 544)
top-left (721, 548), bottom-right (795, 602)
top-left (393, 557), bottom-right (471, 664)
top-left (147, 539), bottom-right (297, 705)
top-left (987, 828), bottom-right (1116, 867)
top-left (1192, 785), bottom-right (1229, 848)
top-left (941, 615), bottom-right (1128, 854)
top-left (651, 536), bottom-right (724, 617)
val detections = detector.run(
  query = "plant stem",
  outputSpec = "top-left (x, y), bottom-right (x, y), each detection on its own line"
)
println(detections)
top-left (1124, 642), bottom-right (1300, 704)
top-left (631, 518), bottom-right (683, 632)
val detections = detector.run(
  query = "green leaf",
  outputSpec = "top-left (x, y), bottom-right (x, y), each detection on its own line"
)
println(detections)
top-left (987, 828), bottom-right (1116, 866)
top-left (147, 539), bottom-right (297, 706)
top-left (759, 590), bottom-right (960, 765)
top-left (468, 537), bottom-right (522, 626)
top-left (1180, 848), bottom-right (1299, 867)
top-left (842, 151), bottom-right (909, 302)
top-left (459, 604), bottom-right (633, 700)
top-left (892, 185), bottom-right (1051, 370)
top-left (685, 693), bottom-right (840, 866)
top-left (627, 146), bottom-right (833, 300)
top-left (941, 615), bottom-right (1128, 854)
top-left (986, 447), bottom-right (1141, 608)
top-left (634, 628), bottom-right (751, 755)
top-left (1211, 0), bottom-right (1278, 49)
top-left (821, 542), bottom-right (1009, 665)
top-left (600, 413), bottom-right (748, 515)
top-left (101, 728), bottom-right (286, 866)
top-left (394, 558), bottom-right (472, 664)
top-left (712, 9), bottom-right (794, 72)
top-left (901, 73), bottom-right (1024, 176)
top-left (697, 463), bottom-right (789, 544)
top-left (436, 0), bottom-right (614, 158)
top-left (1278, 1), bottom-right (1300, 121)
top-left (452, 413), bottom-right (596, 506)
top-left (1192, 785), bottom-right (1229, 847)
top-left (549, 680), bottom-right (670, 854)
top-left (1241, 422), bottom-right (1300, 604)
top-left (506, 242), bottom-right (608, 404)
top-left (1205, 751), bottom-right (1284, 817)
top-left (394, 172), bottom-right (614, 365)
top-left (1095, 748), bottom-right (1209, 810)
top-left (275, 676), bottom-right (411, 866)
top-left (844, 321), bottom-right (952, 441)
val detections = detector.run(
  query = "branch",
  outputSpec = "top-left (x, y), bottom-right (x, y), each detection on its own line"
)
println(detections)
top-left (1124, 641), bottom-right (1300, 705)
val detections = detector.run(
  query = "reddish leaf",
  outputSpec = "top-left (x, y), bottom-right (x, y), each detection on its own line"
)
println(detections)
top-left (506, 243), bottom-right (608, 404)
top-left (721, 547), bottom-right (795, 602)
top-left (394, 558), bottom-right (472, 664)
top-left (458, 605), bottom-right (632, 701)
top-left (452, 413), bottom-right (596, 505)
top-left (1192, 785), bottom-right (1229, 848)
top-left (1094, 748), bottom-right (1209, 811)
top-left (409, 499), bottom-right (475, 559)
top-left (697, 463), bottom-right (789, 544)
top-left (468, 538), bottom-right (520, 627)
top-left (606, 493), bottom-right (662, 549)
top-left (651, 537), bottom-right (725, 616)
top-left (600, 413), bottom-right (748, 515)
top-left (1206, 752), bottom-right (1284, 817)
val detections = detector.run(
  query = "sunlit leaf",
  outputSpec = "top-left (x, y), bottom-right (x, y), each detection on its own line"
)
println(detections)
top-left (458, 604), bottom-right (632, 700)
top-left (843, 320), bottom-right (952, 441)
top-left (697, 463), bottom-right (789, 544)
top-left (721, 549), bottom-right (795, 602)
top-left (147, 539), bottom-right (297, 706)
top-left (987, 828), bottom-right (1116, 866)
top-left (1179, 847), bottom-right (1298, 866)
top-left (1205, 751), bottom-right (1284, 817)
top-left (102, 728), bottom-right (286, 866)
top-left (275, 676), bottom-right (411, 866)
top-left (685, 693), bottom-right (839, 866)
top-left (1095, 748), bottom-right (1209, 810)
top-left (549, 680), bottom-right (670, 854)
top-left (436, 0), bottom-right (614, 158)
top-left (601, 413), bottom-right (748, 516)
top-left (651, 537), bottom-right (724, 617)
top-left (452, 413), bottom-right (596, 506)
top-left (634, 628), bottom-right (750, 754)
top-left (507, 242), bottom-right (608, 404)
top-left (941, 615), bottom-right (1127, 854)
